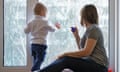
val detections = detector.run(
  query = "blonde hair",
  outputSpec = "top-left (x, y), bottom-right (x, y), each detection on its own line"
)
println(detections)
top-left (34, 2), bottom-right (47, 15)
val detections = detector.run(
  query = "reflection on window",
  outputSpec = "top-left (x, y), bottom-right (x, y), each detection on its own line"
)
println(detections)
top-left (39, 0), bottom-right (109, 68)
top-left (4, 0), bottom-right (26, 66)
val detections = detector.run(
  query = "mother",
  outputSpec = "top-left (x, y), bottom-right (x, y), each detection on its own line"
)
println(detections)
top-left (39, 4), bottom-right (108, 72)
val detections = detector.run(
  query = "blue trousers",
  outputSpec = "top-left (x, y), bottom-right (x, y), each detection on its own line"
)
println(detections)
top-left (31, 44), bottom-right (47, 71)
top-left (39, 56), bottom-right (108, 72)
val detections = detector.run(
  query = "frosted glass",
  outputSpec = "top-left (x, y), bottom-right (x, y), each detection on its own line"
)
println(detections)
top-left (39, 0), bottom-right (109, 68)
top-left (4, 0), bottom-right (27, 66)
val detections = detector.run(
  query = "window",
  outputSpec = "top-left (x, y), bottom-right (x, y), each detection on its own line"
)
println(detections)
top-left (4, 0), bottom-right (27, 66)
top-left (39, 0), bottom-right (109, 68)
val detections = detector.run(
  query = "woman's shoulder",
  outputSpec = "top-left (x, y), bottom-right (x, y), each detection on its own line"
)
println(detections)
top-left (90, 25), bottom-right (101, 32)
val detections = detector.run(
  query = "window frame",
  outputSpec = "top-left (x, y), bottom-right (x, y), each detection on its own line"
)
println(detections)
top-left (0, 0), bottom-right (118, 72)
top-left (116, 0), bottom-right (120, 72)
top-left (109, 0), bottom-right (118, 72)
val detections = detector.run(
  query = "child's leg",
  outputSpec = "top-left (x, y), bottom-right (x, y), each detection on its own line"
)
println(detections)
top-left (32, 49), bottom-right (36, 64)
top-left (31, 44), bottom-right (47, 71)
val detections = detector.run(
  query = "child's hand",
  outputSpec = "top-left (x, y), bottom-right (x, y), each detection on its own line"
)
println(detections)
top-left (55, 23), bottom-right (60, 29)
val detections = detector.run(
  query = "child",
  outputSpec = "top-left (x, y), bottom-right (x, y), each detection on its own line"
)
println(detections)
top-left (24, 2), bottom-right (60, 72)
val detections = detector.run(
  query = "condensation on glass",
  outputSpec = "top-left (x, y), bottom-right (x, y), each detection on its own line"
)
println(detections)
top-left (39, 0), bottom-right (109, 68)
top-left (4, 0), bottom-right (26, 66)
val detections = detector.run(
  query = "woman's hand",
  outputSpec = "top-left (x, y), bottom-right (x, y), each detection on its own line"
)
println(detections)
top-left (57, 53), bottom-right (69, 59)
top-left (57, 52), bottom-right (79, 59)
top-left (71, 27), bottom-right (79, 37)
top-left (58, 54), bottom-right (66, 59)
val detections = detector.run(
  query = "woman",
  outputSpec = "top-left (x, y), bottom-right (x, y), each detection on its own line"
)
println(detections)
top-left (39, 4), bottom-right (108, 72)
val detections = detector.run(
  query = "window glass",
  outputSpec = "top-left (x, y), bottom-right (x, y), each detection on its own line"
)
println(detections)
top-left (4, 0), bottom-right (27, 66)
top-left (40, 0), bottom-right (109, 68)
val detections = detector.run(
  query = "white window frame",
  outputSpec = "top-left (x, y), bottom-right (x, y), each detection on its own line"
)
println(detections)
top-left (116, 0), bottom-right (120, 72)
top-left (109, 0), bottom-right (118, 72)
top-left (0, 0), bottom-right (118, 72)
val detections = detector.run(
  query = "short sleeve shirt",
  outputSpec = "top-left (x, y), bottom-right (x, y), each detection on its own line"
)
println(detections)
top-left (80, 24), bottom-right (108, 67)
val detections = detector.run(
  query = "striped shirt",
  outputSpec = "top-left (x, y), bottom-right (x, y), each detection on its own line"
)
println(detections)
top-left (80, 24), bottom-right (109, 67)
top-left (24, 15), bottom-right (55, 45)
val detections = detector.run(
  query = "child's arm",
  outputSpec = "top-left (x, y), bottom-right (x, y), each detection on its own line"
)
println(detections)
top-left (44, 25), bottom-right (55, 32)
top-left (47, 23), bottom-right (60, 32)
top-left (24, 23), bottom-right (30, 34)
top-left (44, 21), bottom-right (60, 32)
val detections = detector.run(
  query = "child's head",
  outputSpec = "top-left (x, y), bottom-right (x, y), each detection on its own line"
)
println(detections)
top-left (80, 4), bottom-right (98, 26)
top-left (34, 2), bottom-right (47, 17)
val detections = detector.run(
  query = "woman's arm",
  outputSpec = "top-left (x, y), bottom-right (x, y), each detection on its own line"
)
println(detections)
top-left (72, 27), bottom-right (81, 49)
top-left (74, 33), bottom-right (80, 49)
top-left (58, 38), bottom-right (97, 58)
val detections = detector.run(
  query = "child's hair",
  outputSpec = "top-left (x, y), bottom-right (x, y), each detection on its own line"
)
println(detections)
top-left (80, 4), bottom-right (98, 25)
top-left (34, 2), bottom-right (47, 15)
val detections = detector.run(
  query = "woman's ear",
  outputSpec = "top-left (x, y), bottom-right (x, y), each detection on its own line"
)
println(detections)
top-left (80, 18), bottom-right (84, 26)
top-left (80, 20), bottom-right (83, 26)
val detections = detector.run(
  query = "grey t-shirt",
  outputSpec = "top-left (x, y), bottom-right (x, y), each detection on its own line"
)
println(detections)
top-left (80, 24), bottom-right (108, 67)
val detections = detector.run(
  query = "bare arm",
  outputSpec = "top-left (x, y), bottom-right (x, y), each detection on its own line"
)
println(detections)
top-left (58, 38), bottom-right (97, 58)
top-left (58, 27), bottom-right (99, 58)
top-left (72, 27), bottom-right (81, 49)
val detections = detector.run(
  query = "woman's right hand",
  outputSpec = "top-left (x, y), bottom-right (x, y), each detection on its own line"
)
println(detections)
top-left (71, 27), bottom-right (79, 37)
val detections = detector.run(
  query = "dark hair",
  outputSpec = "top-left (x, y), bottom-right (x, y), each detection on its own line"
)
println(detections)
top-left (80, 4), bottom-right (98, 25)
top-left (34, 2), bottom-right (47, 15)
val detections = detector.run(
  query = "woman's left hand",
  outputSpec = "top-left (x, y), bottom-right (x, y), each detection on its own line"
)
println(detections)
top-left (58, 52), bottom-right (73, 59)
top-left (58, 53), bottom-right (69, 59)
